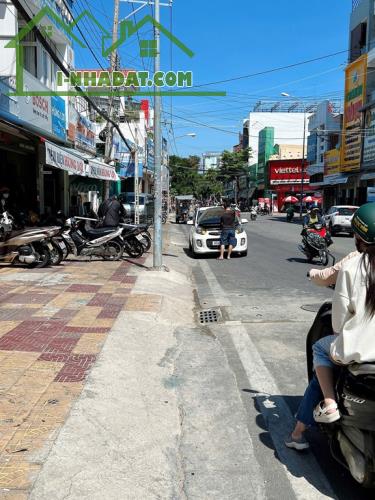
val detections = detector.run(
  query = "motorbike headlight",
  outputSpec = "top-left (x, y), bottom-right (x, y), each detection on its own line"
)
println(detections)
top-left (196, 226), bottom-right (206, 235)
top-left (236, 226), bottom-right (243, 234)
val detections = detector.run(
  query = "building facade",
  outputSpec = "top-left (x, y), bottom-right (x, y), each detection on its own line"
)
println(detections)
top-left (0, 1), bottom-right (158, 220)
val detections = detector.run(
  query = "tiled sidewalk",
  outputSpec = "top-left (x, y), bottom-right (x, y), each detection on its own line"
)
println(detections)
top-left (0, 257), bottom-right (146, 498)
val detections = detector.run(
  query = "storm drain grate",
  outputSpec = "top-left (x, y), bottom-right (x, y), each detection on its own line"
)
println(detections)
top-left (199, 309), bottom-right (220, 324)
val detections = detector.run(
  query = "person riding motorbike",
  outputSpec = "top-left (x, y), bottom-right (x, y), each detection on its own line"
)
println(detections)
top-left (285, 202), bottom-right (375, 450)
top-left (286, 206), bottom-right (295, 222)
top-left (302, 206), bottom-right (323, 228)
top-left (301, 206), bottom-right (332, 248)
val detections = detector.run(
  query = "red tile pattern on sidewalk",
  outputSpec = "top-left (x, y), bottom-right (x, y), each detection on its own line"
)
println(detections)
top-left (0, 256), bottom-right (146, 494)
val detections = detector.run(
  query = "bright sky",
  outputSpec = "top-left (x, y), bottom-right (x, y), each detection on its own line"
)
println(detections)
top-left (72, 0), bottom-right (352, 158)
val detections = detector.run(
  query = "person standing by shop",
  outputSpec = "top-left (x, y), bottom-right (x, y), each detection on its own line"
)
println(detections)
top-left (218, 201), bottom-right (237, 260)
top-left (0, 187), bottom-right (11, 213)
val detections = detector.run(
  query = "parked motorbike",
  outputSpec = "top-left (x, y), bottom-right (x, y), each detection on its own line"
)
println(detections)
top-left (0, 226), bottom-right (52, 269)
top-left (299, 223), bottom-right (333, 266)
top-left (62, 217), bottom-right (124, 260)
top-left (250, 207), bottom-right (257, 221)
top-left (118, 223), bottom-right (148, 257)
top-left (306, 302), bottom-right (375, 487)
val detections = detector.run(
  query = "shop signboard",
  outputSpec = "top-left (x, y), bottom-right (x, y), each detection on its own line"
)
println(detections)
top-left (363, 106), bottom-right (375, 166)
top-left (51, 96), bottom-right (66, 141)
top-left (269, 160), bottom-right (309, 185)
top-left (119, 160), bottom-right (143, 178)
top-left (324, 148), bottom-right (341, 177)
top-left (368, 187), bottom-right (375, 202)
top-left (45, 141), bottom-right (85, 176)
top-left (67, 104), bottom-right (95, 154)
top-left (87, 160), bottom-right (120, 181)
top-left (307, 132), bottom-right (318, 163)
top-left (341, 54), bottom-right (367, 173)
top-left (75, 115), bottom-right (96, 154)
top-left (0, 75), bottom-right (65, 142)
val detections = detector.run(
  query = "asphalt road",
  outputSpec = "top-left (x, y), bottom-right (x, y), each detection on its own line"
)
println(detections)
top-left (175, 215), bottom-right (372, 499)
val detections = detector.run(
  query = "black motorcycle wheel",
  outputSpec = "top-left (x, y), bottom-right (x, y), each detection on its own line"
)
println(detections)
top-left (320, 250), bottom-right (329, 267)
top-left (28, 243), bottom-right (51, 268)
top-left (103, 241), bottom-right (123, 261)
top-left (124, 238), bottom-right (144, 258)
top-left (141, 234), bottom-right (152, 252)
top-left (50, 241), bottom-right (64, 265)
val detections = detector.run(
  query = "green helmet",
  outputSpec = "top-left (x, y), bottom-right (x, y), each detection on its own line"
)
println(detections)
top-left (351, 203), bottom-right (375, 244)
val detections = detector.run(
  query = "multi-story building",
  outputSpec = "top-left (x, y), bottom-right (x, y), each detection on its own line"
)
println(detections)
top-left (325, 0), bottom-right (375, 208)
top-left (306, 101), bottom-right (342, 204)
top-left (0, 1), bottom-right (120, 216)
top-left (245, 108), bottom-right (310, 199)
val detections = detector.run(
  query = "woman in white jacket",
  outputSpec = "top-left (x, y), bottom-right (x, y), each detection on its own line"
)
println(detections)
top-left (286, 202), bottom-right (375, 450)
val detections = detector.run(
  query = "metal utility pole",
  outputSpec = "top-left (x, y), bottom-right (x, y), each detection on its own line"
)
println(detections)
top-left (153, 0), bottom-right (163, 269)
top-left (104, 0), bottom-right (121, 199)
top-left (300, 110), bottom-right (306, 219)
top-left (134, 125), bottom-right (140, 224)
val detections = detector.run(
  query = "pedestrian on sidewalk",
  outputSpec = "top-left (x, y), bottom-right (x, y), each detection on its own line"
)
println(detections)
top-left (218, 200), bottom-right (236, 260)
top-left (285, 203), bottom-right (375, 451)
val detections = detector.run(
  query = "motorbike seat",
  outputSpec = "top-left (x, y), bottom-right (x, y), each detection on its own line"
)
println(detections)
top-left (348, 363), bottom-right (375, 376)
top-left (85, 227), bottom-right (116, 237)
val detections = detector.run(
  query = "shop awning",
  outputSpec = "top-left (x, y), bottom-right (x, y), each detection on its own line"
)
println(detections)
top-left (45, 142), bottom-right (119, 181)
top-left (45, 141), bottom-right (86, 176)
top-left (361, 172), bottom-right (375, 181)
top-left (87, 159), bottom-right (120, 181)
top-left (323, 175), bottom-right (349, 186)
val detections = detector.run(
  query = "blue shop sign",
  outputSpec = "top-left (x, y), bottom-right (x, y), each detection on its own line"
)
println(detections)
top-left (119, 160), bottom-right (143, 178)
top-left (51, 96), bottom-right (66, 141)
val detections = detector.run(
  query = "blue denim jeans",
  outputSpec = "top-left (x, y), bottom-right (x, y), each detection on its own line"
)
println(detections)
top-left (296, 335), bottom-right (338, 427)
top-left (295, 375), bottom-right (323, 427)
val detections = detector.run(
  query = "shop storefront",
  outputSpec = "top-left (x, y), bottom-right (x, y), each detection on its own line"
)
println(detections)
top-left (0, 76), bottom-right (67, 216)
top-left (0, 120), bottom-right (39, 213)
top-left (268, 159), bottom-right (311, 211)
top-left (44, 141), bottom-right (120, 215)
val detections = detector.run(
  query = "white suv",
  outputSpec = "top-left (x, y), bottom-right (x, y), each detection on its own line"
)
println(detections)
top-left (325, 205), bottom-right (358, 236)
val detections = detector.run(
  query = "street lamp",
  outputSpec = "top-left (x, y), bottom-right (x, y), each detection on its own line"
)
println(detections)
top-left (281, 92), bottom-right (307, 219)
top-left (174, 133), bottom-right (197, 139)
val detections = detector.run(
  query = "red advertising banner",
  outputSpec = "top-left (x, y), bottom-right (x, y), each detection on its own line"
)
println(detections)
top-left (269, 159), bottom-right (310, 186)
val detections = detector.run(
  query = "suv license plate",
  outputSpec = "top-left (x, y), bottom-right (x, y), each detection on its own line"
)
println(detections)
top-left (212, 240), bottom-right (220, 247)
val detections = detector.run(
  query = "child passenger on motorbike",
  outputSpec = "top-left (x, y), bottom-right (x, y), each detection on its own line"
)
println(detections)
top-left (286, 202), bottom-right (375, 450)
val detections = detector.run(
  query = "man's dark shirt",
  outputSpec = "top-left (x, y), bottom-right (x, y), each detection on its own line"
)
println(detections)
top-left (98, 199), bottom-right (126, 227)
top-left (220, 210), bottom-right (236, 230)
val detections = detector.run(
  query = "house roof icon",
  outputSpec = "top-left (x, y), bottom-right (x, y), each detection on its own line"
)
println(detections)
top-left (102, 15), bottom-right (194, 59)
top-left (5, 6), bottom-right (90, 49)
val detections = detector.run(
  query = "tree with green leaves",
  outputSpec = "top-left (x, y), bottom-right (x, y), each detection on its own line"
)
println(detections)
top-left (169, 155), bottom-right (200, 196)
top-left (217, 148), bottom-right (252, 202)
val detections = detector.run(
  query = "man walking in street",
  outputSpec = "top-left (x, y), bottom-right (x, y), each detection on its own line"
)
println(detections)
top-left (98, 195), bottom-right (126, 228)
top-left (218, 200), bottom-right (237, 260)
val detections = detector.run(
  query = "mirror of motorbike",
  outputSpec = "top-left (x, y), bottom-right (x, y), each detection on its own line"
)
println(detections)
top-left (241, 218), bottom-right (249, 224)
top-left (186, 220), bottom-right (194, 225)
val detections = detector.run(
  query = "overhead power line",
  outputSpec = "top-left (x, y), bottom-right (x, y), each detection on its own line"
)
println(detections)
top-left (173, 50), bottom-right (349, 90)
top-left (12, 0), bottom-right (133, 152)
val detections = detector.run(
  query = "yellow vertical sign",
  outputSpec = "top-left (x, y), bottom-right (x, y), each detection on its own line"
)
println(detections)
top-left (341, 54), bottom-right (367, 172)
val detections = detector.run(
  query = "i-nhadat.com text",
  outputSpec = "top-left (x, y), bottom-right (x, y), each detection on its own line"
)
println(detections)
top-left (57, 70), bottom-right (193, 88)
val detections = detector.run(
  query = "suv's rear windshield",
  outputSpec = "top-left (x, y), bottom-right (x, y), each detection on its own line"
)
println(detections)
top-left (338, 208), bottom-right (357, 216)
